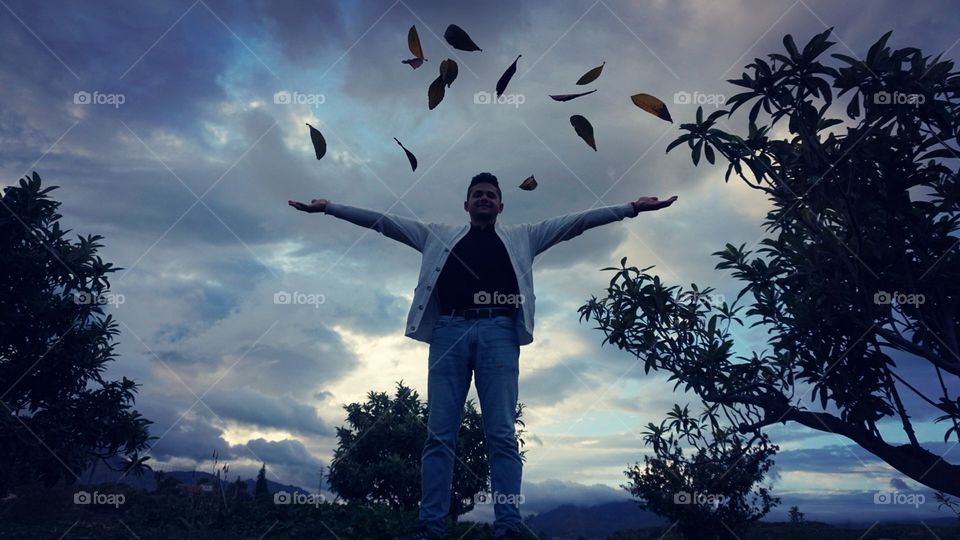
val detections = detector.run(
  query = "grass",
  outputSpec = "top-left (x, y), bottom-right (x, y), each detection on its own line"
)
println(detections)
top-left (0, 481), bottom-right (547, 539)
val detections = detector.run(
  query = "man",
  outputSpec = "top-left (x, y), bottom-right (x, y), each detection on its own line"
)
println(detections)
top-left (288, 173), bottom-right (677, 539)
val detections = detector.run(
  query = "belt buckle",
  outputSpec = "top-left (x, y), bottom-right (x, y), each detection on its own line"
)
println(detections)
top-left (459, 307), bottom-right (510, 319)
top-left (465, 307), bottom-right (491, 319)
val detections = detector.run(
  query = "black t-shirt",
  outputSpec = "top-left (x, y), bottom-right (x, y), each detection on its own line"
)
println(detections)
top-left (435, 223), bottom-right (521, 313)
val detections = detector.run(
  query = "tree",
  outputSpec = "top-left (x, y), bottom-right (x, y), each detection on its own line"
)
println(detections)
top-left (0, 172), bottom-right (153, 497)
top-left (788, 505), bottom-right (805, 524)
top-left (579, 29), bottom-right (960, 495)
top-left (254, 463), bottom-right (269, 503)
top-left (624, 404), bottom-right (778, 540)
top-left (327, 381), bottom-right (526, 518)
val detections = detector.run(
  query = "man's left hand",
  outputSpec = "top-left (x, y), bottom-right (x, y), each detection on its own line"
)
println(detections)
top-left (631, 195), bottom-right (678, 216)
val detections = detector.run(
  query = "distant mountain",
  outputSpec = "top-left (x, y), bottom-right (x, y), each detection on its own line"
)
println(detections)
top-left (526, 501), bottom-right (667, 539)
top-left (524, 499), bottom-right (960, 539)
top-left (78, 462), bottom-right (311, 496)
top-left (830, 517), bottom-right (960, 529)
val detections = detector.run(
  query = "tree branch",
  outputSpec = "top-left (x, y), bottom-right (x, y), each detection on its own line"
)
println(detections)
top-left (732, 395), bottom-right (960, 497)
top-left (877, 328), bottom-right (960, 376)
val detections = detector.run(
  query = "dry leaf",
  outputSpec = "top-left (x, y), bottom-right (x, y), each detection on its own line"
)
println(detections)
top-left (576, 61), bottom-right (605, 85)
top-left (305, 122), bottom-right (326, 160)
top-left (402, 25), bottom-right (426, 69)
top-left (496, 54), bottom-right (521, 98)
top-left (440, 58), bottom-right (458, 87)
top-left (630, 93), bottom-right (673, 123)
top-left (549, 89), bottom-right (597, 102)
top-left (570, 115), bottom-right (596, 151)
top-left (444, 24), bottom-right (482, 51)
top-left (408, 25), bottom-right (425, 59)
top-left (393, 137), bottom-right (418, 171)
top-left (519, 175), bottom-right (537, 190)
top-left (428, 75), bottom-right (445, 110)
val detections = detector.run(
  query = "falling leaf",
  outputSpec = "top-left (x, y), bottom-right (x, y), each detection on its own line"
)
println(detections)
top-left (630, 93), bottom-right (673, 123)
top-left (393, 137), bottom-right (418, 171)
top-left (444, 24), bottom-right (482, 52)
top-left (496, 54), bottom-right (521, 98)
top-left (569, 115), bottom-right (596, 151)
top-left (519, 175), bottom-right (537, 191)
top-left (402, 25), bottom-right (426, 69)
top-left (428, 75), bottom-right (445, 110)
top-left (408, 25), bottom-right (425, 59)
top-left (440, 58), bottom-right (458, 87)
top-left (305, 122), bottom-right (326, 160)
top-left (576, 61), bottom-right (605, 85)
top-left (549, 89), bottom-right (597, 102)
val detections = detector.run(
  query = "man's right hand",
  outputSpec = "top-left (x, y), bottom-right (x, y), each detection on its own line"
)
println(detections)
top-left (288, 198), bottom-right (329, 213)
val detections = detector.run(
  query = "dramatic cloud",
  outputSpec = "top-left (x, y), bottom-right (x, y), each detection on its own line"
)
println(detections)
top-left (3, 0), bottom-right (958, 522)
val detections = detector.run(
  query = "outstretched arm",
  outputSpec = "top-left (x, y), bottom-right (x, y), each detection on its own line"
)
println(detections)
top-left (288, 198), bottom-right (430, 252)
top-left (629, 195), bottom-right (678, 216)
top-left (529, 195), bottom-right (678, 255)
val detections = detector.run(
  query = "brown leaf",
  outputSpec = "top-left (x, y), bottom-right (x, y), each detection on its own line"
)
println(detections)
top-left (549, 89), bottom-right (597, 102)
top-left (440, 59), bottom-right (458, 87)
top-left (402, 26), bottom-right (426, 69)
top-left (519, 175), bottom-right (537, 191)
top-left (496, 54), bottom-right (521, 98)
top-left (576, 61), bottom-right (605, 85)
top-left (305, 122), bottom-right (326, 160)
top-left (630, 93), bottom-right (673, 123)
top-left (393, 137), bottom-right (418, 171)
top-left (444, 24), bottom-right (482, 52)
top-left (408, 25), bottom-right (425, 59)
top-left (428, 75), bottom-right (445, 110)
top-left (569, 115), bottom-right (596, 151)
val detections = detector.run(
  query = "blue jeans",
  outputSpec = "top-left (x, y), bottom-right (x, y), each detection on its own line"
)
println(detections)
top-left (419, 314), bottom-right (522, 538)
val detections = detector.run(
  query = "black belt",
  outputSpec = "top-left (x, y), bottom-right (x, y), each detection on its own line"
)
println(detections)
top-left (447, 307), bottom-right (518, 319)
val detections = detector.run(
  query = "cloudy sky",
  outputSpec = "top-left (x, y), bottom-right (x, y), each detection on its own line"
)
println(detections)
top-left (2, 0), bottom-right (958, 525)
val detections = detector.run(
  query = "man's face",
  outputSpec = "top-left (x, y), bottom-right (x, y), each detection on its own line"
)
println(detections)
top-left (464, 182), bottom-right (503, 219)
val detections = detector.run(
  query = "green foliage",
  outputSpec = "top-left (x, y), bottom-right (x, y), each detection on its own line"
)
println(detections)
top-left (624, 404), bottom-right (779, 540)
top-left (582, 29), bottom-right (960, 495)
top-left (0, 172), bottom-right (153, 496)
top-left (327, 381), bottom-right (526, 520)
top-left (0, 476), bottom-right (551, 539)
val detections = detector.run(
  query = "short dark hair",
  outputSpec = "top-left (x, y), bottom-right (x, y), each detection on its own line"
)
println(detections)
top-left (467, 172), bottom-right (502, 201)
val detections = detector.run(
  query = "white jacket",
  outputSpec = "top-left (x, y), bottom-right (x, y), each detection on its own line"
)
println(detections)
top-left (323, 201), bottom-right (636, 346)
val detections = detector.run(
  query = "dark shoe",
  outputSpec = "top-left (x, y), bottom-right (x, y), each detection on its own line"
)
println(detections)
top-left (394, 525), bottom-right (441, 540)
top-left (495, 530), bottom-right (520, 540)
